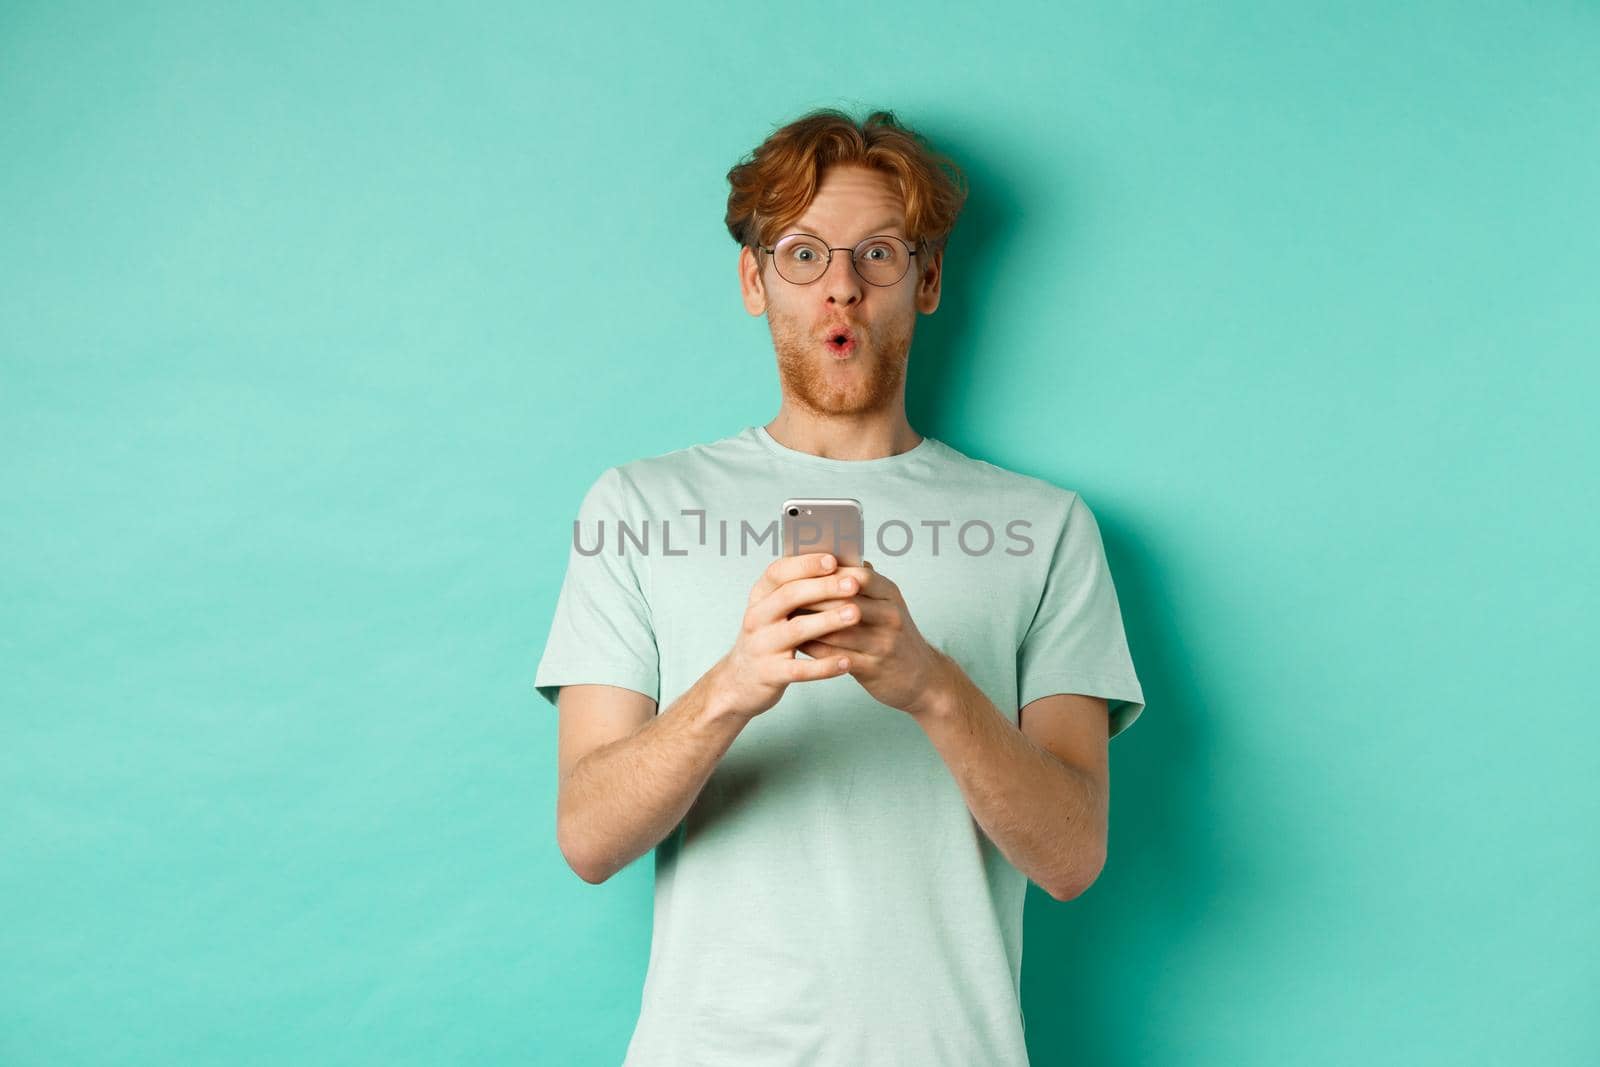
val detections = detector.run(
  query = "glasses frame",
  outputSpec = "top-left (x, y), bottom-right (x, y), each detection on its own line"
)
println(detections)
top-left (757, 232), bottom-right (922, 287)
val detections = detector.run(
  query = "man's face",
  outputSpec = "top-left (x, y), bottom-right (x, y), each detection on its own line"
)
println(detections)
top-left (739, 164), bottom-right (943, 418)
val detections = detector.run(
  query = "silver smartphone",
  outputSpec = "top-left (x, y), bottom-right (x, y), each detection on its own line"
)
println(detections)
top-left (782, 497), bottom-right (864, 617)
top-left (782, 497), bottom-right (864, 566)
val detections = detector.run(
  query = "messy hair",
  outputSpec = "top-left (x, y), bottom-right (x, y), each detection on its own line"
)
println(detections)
top-left (724, 108), bottom-right (968, 260)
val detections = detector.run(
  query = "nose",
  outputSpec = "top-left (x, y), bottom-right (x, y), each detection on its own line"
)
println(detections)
top-left (821, 248), bottom-right (863, 307)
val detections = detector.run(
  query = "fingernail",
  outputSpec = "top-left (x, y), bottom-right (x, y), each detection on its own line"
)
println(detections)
top-left (821, 554), bottom-right (835, 568)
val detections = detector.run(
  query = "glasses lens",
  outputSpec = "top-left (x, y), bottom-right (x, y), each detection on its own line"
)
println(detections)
top-left (772, 235), bottom-right (828, 284)
top-left (854, 237), bottom-right (909, 286)
top-left (769, 234), bottom-right (912, 285)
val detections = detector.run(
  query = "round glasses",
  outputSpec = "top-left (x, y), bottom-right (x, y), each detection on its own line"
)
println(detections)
top-left (758, 233), bottom-right (920, 287)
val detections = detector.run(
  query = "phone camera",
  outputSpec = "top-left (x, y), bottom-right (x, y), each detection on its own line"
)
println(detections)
top-left (787, 507), bottom-right (799, 517)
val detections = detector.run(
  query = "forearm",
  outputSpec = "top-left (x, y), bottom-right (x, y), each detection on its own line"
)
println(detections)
top-left (912, 653), bottom-right (1106, 900)
top-left (557, 660), bottom-right (749, 883)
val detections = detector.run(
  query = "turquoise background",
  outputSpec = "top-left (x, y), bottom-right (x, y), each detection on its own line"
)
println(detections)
top-left (3, 2), bottom-right (1595, 1064)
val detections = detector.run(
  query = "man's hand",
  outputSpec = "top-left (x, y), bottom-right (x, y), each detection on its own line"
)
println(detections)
top-left (795, 560), bottom-right (952, 717)
top-left (708, 552), bottom-right (864, 721)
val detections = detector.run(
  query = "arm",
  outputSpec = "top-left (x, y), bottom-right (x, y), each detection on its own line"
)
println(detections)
top-left (910, 653), bottom-right (1110, 901)
top-left (788, 560), bottom-right (1112, 901)
top-left (555, 666), bottom-right (751, 884)
top-left (556, 551), bottom-right (861, 884)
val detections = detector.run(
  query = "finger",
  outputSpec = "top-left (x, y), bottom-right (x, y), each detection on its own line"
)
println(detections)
top-left (761, 570), bottom-right (862, 626)
top-left (771, 602), bottom-right (860, 653)
top-left (774, 649), bottom-right (851, 680)
top-left (795, 639), bottom-right (851, 662)
top-left (795, 596), bottom-right (887, 626)
top-left (749, 551), bottom-right (837, 606)
top-left (797, 622), bottom-right (869, 652)
top-left (831, 563), bottom-right (893, 599)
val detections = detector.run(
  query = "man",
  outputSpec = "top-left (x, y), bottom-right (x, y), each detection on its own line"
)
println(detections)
top-left (534, 108), bottom-right (1145, 1066)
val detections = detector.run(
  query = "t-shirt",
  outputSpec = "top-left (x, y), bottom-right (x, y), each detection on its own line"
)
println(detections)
top-left (534, 424), bottom-right (1145, 1066)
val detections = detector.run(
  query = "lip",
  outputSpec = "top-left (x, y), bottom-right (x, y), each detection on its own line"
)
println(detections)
top-left (821, 325), bottom-right (860, 358)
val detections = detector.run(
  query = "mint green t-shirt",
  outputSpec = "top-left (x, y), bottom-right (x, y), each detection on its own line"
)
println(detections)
top-left (534, 424), bottom-right (1145, 1066)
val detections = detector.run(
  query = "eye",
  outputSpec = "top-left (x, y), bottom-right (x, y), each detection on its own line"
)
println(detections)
top-left (861, 241), bottom-right (895, 261)
top-left (779, 237), bottom-right (825, 263)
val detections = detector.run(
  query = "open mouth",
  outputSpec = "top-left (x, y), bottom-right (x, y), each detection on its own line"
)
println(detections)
top-left (823, 328), bottom-right (858, 356)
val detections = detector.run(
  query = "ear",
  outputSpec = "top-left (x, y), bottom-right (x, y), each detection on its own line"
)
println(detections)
top-left (739, 244), bottom-right (767, 315)
top-left (914, 244), bottom-right (943, 315)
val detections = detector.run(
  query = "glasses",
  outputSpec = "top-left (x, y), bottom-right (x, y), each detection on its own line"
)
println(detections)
top-left (758, 233), bottom-right (920, 287)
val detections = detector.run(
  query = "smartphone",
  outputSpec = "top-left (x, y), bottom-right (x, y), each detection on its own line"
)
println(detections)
top-left (782, 498), bottom-right (864, 617)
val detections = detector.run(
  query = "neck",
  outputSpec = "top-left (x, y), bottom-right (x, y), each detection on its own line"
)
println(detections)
top-left (764, 409), bottom-right (923, 461)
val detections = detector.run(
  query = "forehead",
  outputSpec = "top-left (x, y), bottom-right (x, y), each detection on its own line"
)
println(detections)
top-left (791, 165), bottom-right (906, 236)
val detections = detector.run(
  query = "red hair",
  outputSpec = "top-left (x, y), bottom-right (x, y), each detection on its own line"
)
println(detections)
top-left (725, 108), bottom-right (968, 258)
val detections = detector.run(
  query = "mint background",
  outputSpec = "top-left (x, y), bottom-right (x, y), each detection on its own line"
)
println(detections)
top-left (3, 3), bottom-right (1595, 1064)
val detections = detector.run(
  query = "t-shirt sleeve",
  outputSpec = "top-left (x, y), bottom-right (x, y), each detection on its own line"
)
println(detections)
top-left (533, 466), bottom-right (661, 710)
top-left (1016, 491), bottom-right (1146, 739)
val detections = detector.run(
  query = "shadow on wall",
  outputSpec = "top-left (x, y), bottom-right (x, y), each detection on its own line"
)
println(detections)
top-left (904, 123), bottom-right (1237, 1066)
top-left (1019, 520), bottom-right (1223, 1066)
